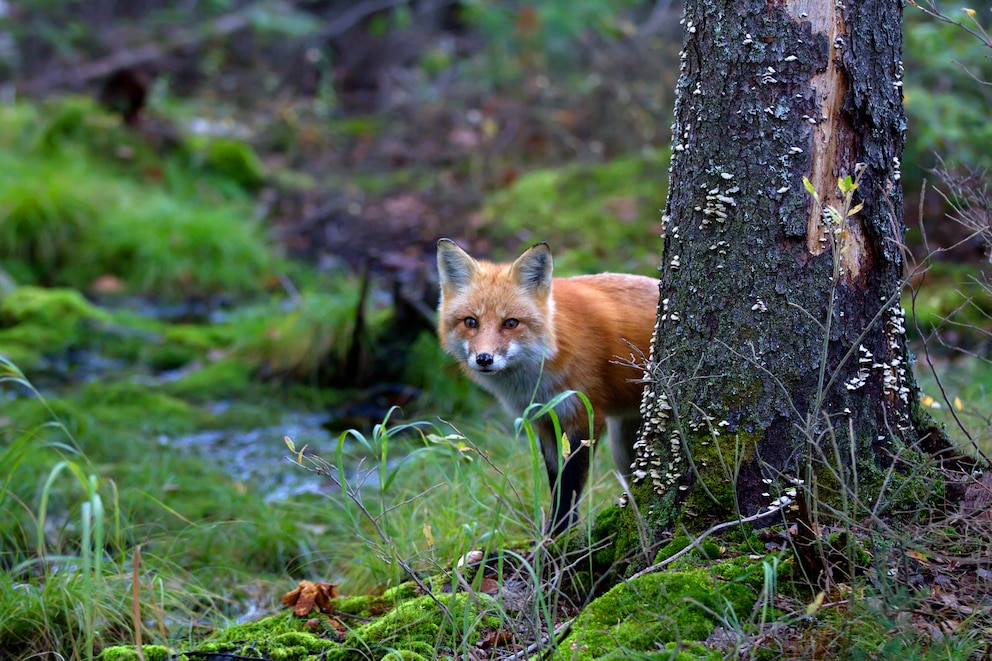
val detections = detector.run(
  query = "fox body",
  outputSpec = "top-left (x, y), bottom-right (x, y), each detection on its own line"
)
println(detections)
top-left (436, 239), bottom-right (659, 534)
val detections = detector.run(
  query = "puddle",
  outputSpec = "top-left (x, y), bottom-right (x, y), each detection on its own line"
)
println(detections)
top-left (166, 413), bottom-right (341, 502)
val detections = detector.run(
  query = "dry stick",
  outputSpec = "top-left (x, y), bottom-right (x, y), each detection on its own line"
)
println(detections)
top-left (21, 0), bottom-right (423, 95)
top-left (627, 503), bottom-right (788, 582)
top-left (132, 545), bottom-right (144, 661)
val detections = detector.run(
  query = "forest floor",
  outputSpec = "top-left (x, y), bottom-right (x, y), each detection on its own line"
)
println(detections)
top-left (2, 7), bottom-right (992, 659)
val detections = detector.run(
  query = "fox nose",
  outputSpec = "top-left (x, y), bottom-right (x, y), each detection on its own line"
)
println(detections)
top-left (476, 353), bottom-right (494, 367)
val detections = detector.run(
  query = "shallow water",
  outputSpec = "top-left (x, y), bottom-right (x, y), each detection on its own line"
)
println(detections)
top-left (166, 412), bottom-right (339, 502)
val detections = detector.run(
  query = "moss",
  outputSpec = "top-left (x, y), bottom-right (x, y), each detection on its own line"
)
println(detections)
top-left (558, 568), bottom-right (755, 659)
top-left (202, 138), bottom-right (267, 191)
top-left (715, 554), bottom-right (792, 592)
top-left (0, 286), bottom-right (109, 329)
top-left (99, 646), bottom-right (172, 661)
top-left (0, 286), bottom-right (112, 366)
top-left (382, 581), bottom-right (421, 602)
top-left (332, 594), bottom-right (395, 619)
top-left (679, 430), bottom-right (763, 524)
top-left (194, 611), bottom-right (338, 659)
top-left (379, 652), bottom-right (429, 661)
top-left (482, 151), bottom-right (669, 275)
top-left (344, 592), bottom-right (501, 655)
top-left (654, 536), bottom-right (692, 564)
top-left (588, 503), bottom-right (648, 569)
top-left (589, 641), bottom-right (721, 660)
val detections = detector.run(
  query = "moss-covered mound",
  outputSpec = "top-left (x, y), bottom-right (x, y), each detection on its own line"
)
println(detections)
top-left (100, 586), bottom-right (502, 661)
top-left (558, 565), bottom-right (756, 659)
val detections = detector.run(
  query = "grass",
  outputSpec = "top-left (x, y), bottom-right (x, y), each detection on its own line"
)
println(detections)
top-left (2, 91), bottom-right (991, 660)
top-left (5, 309), bottom-right (992, 661)
top-left (0, 345), bottom-right (638, 658)
top-left (0, 97), bottom-right (276, 299)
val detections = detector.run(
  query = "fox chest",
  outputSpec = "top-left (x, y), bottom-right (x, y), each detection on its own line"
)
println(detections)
top-left (470, 364), bottom-right (583, 426)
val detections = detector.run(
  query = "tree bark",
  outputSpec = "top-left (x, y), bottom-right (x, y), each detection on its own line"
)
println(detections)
top-left (628, 0), bottom-right (950, 544)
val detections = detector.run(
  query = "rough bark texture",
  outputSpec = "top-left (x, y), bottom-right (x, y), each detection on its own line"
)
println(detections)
top-left (627, 0), bottom-right (940, 539)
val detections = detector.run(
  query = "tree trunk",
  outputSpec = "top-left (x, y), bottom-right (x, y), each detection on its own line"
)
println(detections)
top-left (628, 0), bottom-right (949, 548)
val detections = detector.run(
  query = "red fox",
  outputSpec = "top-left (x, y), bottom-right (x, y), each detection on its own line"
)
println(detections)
top-left (436, 239), bottom-right (659, 534)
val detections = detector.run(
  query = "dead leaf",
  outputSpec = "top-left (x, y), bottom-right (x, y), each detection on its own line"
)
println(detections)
top-left (281, 580), bottom-right (339, 616)
top-left (92, 274), bottom-right (126, 294)
top-left (476, 628), bottom-right (513, 649)
top-left (479, 577), bottom-right (499, 595)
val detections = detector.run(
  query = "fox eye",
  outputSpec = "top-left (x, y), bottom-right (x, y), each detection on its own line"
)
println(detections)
top-left (503, 318), bottom-right (520, 330)
top-left (463, 317), bottom-right (478, 329)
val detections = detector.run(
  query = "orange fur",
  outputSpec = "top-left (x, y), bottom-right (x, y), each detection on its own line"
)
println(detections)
top-left (436, 239), bottom-right (658, 533)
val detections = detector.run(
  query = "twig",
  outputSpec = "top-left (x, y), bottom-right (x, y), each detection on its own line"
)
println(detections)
top-left (627, 503), bottom-right (788, 581)
top-left (132, 545), bottom-right (144, 661)
top-left (21, 5), bottom-right (259, 94)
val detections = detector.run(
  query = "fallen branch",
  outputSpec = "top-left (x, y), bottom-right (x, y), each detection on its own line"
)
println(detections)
top-left (627, 503), bottom-right (788, 581)
top-left (20, 0), bottom-right (415, 96)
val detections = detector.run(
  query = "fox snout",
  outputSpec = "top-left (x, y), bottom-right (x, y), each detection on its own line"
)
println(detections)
top-left (467, 348), bottom-right (509, 373)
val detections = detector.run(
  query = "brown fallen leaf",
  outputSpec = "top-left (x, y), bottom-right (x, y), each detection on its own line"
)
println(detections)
top-left (476, 628), bottom-right (514, 649)
top-left (479, 577), bottom-right (500, 595)
top-left (281, 580), bottom-right (339, 616)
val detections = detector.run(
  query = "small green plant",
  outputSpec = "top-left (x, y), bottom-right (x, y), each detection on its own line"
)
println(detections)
top-left (0, 357), bottom-right (126, 659)
top-left (201, 138), bottom-right (267, 191)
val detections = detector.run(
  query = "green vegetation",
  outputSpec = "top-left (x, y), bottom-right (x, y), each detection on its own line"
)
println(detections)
top-left (0, 98), bottom-right (275, 298)
top-left (482, 150), bottom-right (669, 275)
top-left (559, 567), bottom-right (754, 659)
top-left (1, 4), bottom-right (991, 659)
top-left (904, 10), bottom-right (992, 179)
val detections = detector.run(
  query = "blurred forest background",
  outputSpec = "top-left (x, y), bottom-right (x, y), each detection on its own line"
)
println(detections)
top-left (0, 0), bottom-right (991, 658)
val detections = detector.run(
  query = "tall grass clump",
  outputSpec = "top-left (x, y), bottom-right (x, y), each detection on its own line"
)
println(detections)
top-left (0, 97), bottom-right (277, 300)
top-left (0, 356), bottom-right (231, 659)
top-left (0, 357), bottom-right (124, 659)
top-left (237, 281), bottom-right (389, 386)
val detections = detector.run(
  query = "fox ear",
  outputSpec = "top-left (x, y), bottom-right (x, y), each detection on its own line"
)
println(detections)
top-left (512, 242), bottom-right (553, 296)
top-left (437, 238), bottom-right (478, 294)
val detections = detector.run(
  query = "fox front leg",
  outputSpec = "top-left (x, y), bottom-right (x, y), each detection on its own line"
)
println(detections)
top-left (544, 431), bottom-right (591, 536)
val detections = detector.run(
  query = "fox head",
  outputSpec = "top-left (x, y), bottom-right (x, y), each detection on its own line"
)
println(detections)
top-left (436, 239), bottom-right (555, 376)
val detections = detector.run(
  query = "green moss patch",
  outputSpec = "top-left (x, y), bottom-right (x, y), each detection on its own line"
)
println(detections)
top-left (482, 150), bottom-right (669, 275)
top-left (559, 566), bottom-right (756, 659)
top-left (343, 591), bottom-right (502, 657)
top-left (99, 646), bottom-right (172, 661)
top-left (187, 611), bottom-right (338, 659)
top-left (0, 286), bottom-right (112, 366)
